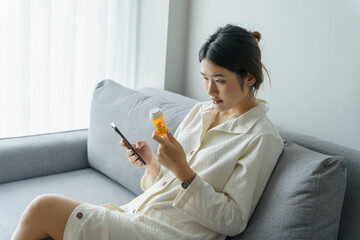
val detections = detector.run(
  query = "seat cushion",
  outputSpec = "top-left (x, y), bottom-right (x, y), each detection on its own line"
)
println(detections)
top-left (87, 79), bottom-right (196, 195)
top-left (0, 168), bottom-right (136, 239)
top-left (229, 141), bottom-right (347, 240)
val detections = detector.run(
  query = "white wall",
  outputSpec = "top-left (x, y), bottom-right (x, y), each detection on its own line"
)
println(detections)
top-left (181, 0), bottom-right (360, 150)
top-left (164, 0), bottom-right (190, 94)
top-left (135, 0), bottom-right (169, 89)
top-left (136, 0), bottom-right (189, 94)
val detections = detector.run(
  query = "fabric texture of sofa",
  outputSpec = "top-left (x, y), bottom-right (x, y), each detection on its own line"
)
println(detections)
top-left (0, 79), bottom-right (359, 240)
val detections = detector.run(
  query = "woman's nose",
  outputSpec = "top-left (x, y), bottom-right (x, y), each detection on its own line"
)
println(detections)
top-left (207, 80), bottom-right (217, 95)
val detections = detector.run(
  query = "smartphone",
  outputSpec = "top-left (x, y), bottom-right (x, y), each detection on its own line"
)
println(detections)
top-left (110, 122), bottom-right (147, 165)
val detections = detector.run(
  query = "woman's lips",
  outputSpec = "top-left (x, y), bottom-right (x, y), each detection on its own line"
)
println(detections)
top-left (212, 99), bottom-right (223, 104)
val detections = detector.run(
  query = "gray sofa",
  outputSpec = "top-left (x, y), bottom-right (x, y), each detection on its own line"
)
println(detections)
top-left (0, 79), bottom-right (359, 240)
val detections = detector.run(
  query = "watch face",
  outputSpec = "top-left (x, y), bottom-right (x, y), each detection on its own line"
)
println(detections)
top-left (181, 181), bottom-right (190, 189)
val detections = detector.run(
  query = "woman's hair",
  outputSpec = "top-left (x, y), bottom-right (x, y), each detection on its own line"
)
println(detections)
top-left (199, 24), bottom-right (269, 95)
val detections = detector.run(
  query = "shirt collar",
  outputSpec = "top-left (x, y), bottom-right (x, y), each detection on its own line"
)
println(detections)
top-left (200, 99), bottom-right (269, 134)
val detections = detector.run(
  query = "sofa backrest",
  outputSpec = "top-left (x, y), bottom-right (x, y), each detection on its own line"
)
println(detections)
top-left (87, 80), bottom-right (197, 195)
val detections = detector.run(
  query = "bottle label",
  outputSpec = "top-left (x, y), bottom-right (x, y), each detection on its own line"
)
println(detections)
top-left (155, 122), bottom-right (167, 136)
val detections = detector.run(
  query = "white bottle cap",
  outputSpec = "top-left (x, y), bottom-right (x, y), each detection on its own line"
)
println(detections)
top-left (149, 107), bottom-right (163, 119)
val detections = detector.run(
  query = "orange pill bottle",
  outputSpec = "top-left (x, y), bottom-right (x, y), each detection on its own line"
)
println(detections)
top-left (149, 107), bottom-right (167, 137)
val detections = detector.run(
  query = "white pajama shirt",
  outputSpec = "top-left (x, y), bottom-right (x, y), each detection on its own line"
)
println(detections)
top-left (64, 100), bottom-right (284, 240)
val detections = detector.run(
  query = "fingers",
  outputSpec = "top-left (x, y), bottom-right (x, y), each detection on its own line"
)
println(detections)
top-left (119, 140), bottom-right (130, 149)
top-left (128, 154), bottom-right (144, 167)
top-left (152, 131), bottom-right (175, 145)
top-left (152, 131), bottom-right (168, 145)
top-left (165, 132), bottom-right (177, 144)
top-left (136, 140), bottom-right (146, 148)
top-left (125, 148), bottom-right (133, 158)
top-left (120, 140), bottom-right (139, 150)
top-left (119, 140), bottom-right (146, 168)
top-left (162, 132), bottom-right (180, 148)
top-left (126, 148), bottom-right (143, 166)
top-left (120, 141), bottom-right (138, 159)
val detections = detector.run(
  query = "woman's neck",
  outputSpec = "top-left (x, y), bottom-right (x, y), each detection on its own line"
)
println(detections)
top-left (208, 97), bottom-right (258, 130)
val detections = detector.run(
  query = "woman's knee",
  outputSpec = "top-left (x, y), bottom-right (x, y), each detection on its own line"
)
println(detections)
top-left (15, 194), bottom-right (59, 236)
top-left (15, 194), bottom-right (77, 240)
top-left (30, 194), bottom-right (62, 214)
top-left (25, 194), bottom-right (81, 238)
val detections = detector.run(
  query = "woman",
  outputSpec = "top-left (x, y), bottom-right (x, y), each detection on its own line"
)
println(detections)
top-left (12, 24), bottom-right (284, 240)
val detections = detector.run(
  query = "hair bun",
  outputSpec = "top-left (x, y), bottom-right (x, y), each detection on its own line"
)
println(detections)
top-left (251, 31), bottom-right (261, 42)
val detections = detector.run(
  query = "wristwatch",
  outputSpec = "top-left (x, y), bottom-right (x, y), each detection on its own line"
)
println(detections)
top-left (180, 173), bottom-right (197, 189)
top-left (181, 181), bottom-right (190, 189)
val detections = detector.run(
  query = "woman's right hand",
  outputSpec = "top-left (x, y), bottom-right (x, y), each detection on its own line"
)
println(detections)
top-left (119, 140), bottom-right (156, 168)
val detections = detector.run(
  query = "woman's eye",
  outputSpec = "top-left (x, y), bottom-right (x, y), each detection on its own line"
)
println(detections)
top-left (202, 76), bottom-right (209, 81)
top-left (215, 80), bottom-right (225, 83)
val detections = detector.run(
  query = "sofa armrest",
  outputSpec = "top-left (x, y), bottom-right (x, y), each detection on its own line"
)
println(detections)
top-left (0, 129), bottom-right (89, 184)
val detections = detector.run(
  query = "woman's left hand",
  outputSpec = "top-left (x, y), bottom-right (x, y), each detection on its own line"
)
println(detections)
top-left (152, 131), bottom-right (195, 182)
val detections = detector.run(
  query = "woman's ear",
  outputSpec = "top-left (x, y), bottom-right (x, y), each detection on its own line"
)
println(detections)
top-left (246, 73), bottom-right (256, 87)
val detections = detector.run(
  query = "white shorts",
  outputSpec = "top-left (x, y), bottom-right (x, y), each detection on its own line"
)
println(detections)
top-left (63, 203), bottom-right (145, 240)
top-left (63, 203), bottom-right (194, 240)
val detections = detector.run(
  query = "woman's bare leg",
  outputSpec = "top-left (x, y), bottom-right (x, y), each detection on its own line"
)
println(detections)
top-left (12, 194), bottom-right (81, 240)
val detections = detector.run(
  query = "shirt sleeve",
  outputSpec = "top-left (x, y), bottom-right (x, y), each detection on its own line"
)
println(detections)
top-left (173, 133), bottom-right (284, 236)
top-left (140, 165), bottom-right (167, 191)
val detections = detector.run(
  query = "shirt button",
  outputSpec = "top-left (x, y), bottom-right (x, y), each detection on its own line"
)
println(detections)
top-left (76, 212), bottom-right (83, 219)
top-left (163, 181), bottom-right (167, 186)
top-left (190, 150), bottom-right (194, 156)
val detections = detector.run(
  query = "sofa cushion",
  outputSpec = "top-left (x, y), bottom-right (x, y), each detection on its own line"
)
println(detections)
top-left (0, 168), bottom-right (136, 239)
top-left (229, 141), bottom-right (346, 240)
top-left (87, 80), bottom-right (196, 195)
top-left (277, 127), bottom-right (360, 240)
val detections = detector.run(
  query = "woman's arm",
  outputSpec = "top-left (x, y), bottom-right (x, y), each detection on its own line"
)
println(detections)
top-left (140, 102), bottom-right (204, 190)
top-left (172, 133), bottom-right (284, 236)
top-left (152, 132), bottom-right (196, 182)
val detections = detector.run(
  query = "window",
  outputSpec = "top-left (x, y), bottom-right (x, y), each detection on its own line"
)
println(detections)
top-left (0, 0), bottom-right (138, 138)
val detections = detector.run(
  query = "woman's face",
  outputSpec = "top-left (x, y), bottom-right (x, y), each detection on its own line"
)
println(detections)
top-left (201, 59), bottom-right (254, 115)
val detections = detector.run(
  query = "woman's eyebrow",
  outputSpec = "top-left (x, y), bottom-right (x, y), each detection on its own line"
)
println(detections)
top-left (200, 72), bottom-right (226, 77)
